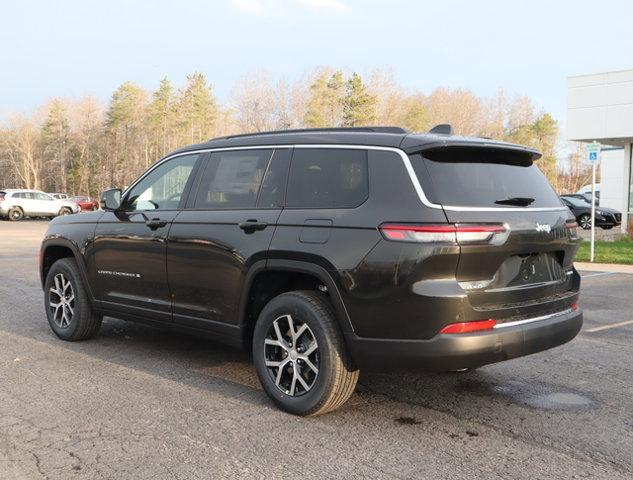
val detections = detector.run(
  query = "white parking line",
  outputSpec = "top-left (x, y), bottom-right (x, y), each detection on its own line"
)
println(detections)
top-left (586, 319), bottom-right (633, 333)
top-left (581, 272), bottom-right (618, 279)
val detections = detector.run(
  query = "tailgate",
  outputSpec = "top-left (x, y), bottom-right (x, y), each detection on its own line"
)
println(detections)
top-left (411, 145), bottom-right (581, 311)
top-left (446, 209), bottom-right (579, 308)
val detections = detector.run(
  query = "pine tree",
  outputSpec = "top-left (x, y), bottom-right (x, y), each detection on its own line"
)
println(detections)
top-left (149, 77), bottom-right (176, 156)
top-left (401, 94), bottom-right (427, 132)
top-left (341, 73), bottom-right (377, 127)
top-left (304, 70), bottom-right (345, 127)
top-left (304, 72), bottom-right (329, 127)
top-left (532, 113), bottom-right (558, 186)
top-left (41, 99), bottom-right (71, 192)
top-left (105, 82), bottom-right (149, 185)
top-left (176, 72), bottom-right (217, 143)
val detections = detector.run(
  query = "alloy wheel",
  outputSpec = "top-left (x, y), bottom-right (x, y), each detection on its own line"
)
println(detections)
top-left (579, 215), bottom-right (591, 229)
top-left (264, 314), bottom-right (319, 396)
top-left (49, 273), bottom-right (75, 328)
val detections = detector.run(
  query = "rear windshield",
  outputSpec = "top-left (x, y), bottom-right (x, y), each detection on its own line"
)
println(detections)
top-left (411, 148), bottom-right (563, 208)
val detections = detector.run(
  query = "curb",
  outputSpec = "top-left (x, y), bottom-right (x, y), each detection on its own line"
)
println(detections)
top-left (574, 262), bottom-right (633, 274)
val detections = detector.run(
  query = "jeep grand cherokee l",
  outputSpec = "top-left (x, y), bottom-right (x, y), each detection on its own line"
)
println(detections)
top-left (39, 126), bottom-right (583, 416)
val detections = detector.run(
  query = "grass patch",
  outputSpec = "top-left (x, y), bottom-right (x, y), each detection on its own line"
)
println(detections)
top-left (576, 236), bottom-right (633, 264)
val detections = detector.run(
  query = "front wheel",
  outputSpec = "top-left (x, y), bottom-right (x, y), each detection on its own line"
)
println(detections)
top-left (44, 258), bottom-right (102, 341)
top-left (578, 214), bottom-right (592, 230)
top-left (58, 207), bottom-right (72, 216)
top-left (253, 291), bottom-right (359, 416)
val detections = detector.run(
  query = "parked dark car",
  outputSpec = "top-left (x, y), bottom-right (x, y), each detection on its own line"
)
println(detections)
top-left (566, 193), bottom-right (598, 205)
top-left (70, 195), bottom-right (100, 212)
top-left (39, 126), bottom-right (583, 415)
top-left (560, 195), bottom-right (621, 230)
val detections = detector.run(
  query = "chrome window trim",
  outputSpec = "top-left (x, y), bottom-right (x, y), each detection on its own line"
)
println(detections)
top-left (123, 144), bottom-right (568, 213)
top-left (493, 308), bottom-right (574, 329)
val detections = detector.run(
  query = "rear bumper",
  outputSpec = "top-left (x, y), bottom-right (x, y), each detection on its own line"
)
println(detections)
top-left (345, 307), bottom-right (583, 371)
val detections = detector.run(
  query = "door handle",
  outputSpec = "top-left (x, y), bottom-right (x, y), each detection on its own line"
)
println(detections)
top-left (238, 220), bottom-right (268, 233)
top-left (146, 218), bottom-right (168, 230)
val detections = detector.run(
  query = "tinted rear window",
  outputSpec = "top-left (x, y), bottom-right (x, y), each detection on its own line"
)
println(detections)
top-left (193, 149), bottom-right (272, 209)
top-left (411, 148), bottom-right (562, 208)
top-left (286, 148), bottom-right (368, 208)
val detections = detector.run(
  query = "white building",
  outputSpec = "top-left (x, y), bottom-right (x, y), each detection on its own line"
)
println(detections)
top-left (567, 69), bottom-right (633, 234)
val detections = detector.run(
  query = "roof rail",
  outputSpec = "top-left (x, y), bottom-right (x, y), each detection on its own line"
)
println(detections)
top-left (210, 126), bottom-right (409, 141)
top-left (428, 124), bottom-right (453, 135)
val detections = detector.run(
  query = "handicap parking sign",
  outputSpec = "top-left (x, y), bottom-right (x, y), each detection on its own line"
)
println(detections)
top-left (586, 142), bottom-right (601, 165)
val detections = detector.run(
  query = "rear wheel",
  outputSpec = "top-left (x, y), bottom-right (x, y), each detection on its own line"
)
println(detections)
top-left (253, 290), bottom-right (359, 416)
top-left (8, 207), bottom-right (23, 221)
top-left (578, 214), bottom-right (591, 230)
top-left (44, 258), bottom-right (102, 341)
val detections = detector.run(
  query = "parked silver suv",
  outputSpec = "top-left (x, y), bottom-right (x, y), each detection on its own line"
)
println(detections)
top-left (0, 189), bottom-right (80, 221)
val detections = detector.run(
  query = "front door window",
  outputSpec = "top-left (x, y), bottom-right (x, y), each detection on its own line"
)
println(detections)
top-left (124, 154), bottom-right (199, 211)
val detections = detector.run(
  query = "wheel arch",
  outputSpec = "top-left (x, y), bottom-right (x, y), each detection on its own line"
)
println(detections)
top-left (239, 259), bottom-right (354, 348)
top-left (40, 239), bottom-right (96, 302)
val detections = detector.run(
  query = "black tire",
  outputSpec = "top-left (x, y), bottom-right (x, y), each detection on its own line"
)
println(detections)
top-left (578, 214), bottom-right (591, 230)
top-left (44, 258), bottom-right (102, 341)
top-left (8, 207), bottom-right (23, 221)
top-left (58, 207), bottom-right (72, 217)
top-left (253, 290), bottom-right (359, 416)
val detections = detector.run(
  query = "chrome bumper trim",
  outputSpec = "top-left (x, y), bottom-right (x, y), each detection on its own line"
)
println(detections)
top-left (493, 308), bottom-right (575, 329)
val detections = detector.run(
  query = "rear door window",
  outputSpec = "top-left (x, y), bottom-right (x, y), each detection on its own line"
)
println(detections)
top-left (411, 148), bottom-right (562, 208)
top-left (286, 148), bottom-right (368, 208)
top-left (193, 149), bottom-right (273, 209)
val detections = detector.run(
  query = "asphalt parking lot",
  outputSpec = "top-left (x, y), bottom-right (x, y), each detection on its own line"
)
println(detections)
top-left (1, 221), bottom-right (632, 479)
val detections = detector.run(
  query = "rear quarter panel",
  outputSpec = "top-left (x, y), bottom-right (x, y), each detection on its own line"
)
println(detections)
top-left (268, 148), bottom-right (452, 338)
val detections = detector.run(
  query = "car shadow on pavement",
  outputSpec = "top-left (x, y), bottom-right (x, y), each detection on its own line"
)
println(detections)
top-left (0, 307), bottom-right (593, 418)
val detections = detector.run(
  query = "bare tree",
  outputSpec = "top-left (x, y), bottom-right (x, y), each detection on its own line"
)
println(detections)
top-left (2, 115), bottom-right (43, 189)
top-left (0, 67), bottom-right (569, 195)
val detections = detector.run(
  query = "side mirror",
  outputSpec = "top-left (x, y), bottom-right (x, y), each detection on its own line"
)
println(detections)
top-left (101, 189), bottom-right (122, 211)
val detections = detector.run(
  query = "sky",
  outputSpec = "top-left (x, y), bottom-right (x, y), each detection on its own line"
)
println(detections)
top-left (2, 0), bottom-right (633, 136)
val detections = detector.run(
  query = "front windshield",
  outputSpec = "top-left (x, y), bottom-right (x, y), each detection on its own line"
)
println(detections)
top-left (562, 196), bottom-right (590, 207)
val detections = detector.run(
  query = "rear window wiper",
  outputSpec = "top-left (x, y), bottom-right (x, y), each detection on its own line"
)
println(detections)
top-left (494, 197), bottom-right (535, 206)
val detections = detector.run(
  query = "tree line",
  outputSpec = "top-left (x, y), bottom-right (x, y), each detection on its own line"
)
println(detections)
top-left (0, 68), bottom-right (588, 196)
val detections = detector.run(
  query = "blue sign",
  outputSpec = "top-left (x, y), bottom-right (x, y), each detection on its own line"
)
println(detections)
top-left (586, 142), bottom-right (601, 165)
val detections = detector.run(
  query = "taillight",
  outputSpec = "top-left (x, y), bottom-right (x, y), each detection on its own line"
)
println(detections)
top-left (571, 302), bottom-right (579, 311)
top-left (0, 193), bottom-right (5, 202)
top-left (565, 220), bottom-right (578, 237)
top-left (379, 224), bottom-right (509, 245)
top-left (439, 319), bottom-right (497, 334)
